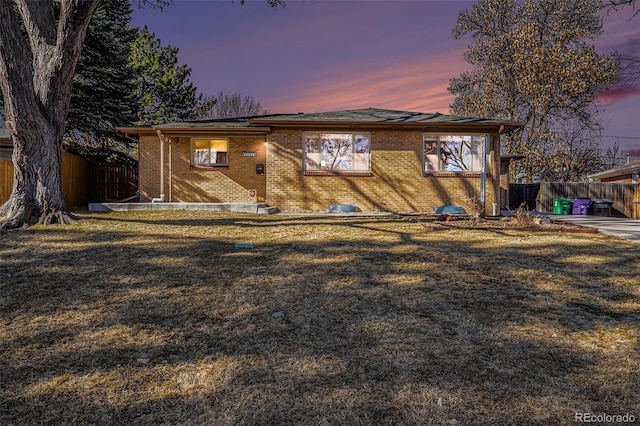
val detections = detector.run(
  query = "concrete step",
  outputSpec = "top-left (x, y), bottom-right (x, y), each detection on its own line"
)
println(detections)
top-left (89, 202), bottom-right (274, 214)
top-left (258, 206), bottom-right (280, 215)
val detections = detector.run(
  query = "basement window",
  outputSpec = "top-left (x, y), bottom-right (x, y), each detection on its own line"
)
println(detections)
top-left (192, 138), bottom-right (229, 167)
top-left (303, 133), bottom-right (370, 174)
top-left (423, 134), bottom-right (487, 173)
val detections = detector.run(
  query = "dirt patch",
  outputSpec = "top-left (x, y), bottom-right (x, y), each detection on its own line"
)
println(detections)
top-left (398, 213), bottom-right (599, 235)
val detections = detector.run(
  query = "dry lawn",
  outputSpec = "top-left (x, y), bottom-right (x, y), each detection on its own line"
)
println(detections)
top-left (1, 211), bottom-right (638, 425)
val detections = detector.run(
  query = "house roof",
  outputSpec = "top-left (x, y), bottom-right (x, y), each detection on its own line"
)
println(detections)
top-left (248, 108), bottom-right (524, 131)
top-left (588, 161), bottom-right (640, 180)
top-left (250, 108), bottom-right (517, 125)
top-left (155, 117), bottom-right (254, 129)
top-left (117, 108), bottom-right (525, 136)
top-left (117, 117), bottom-right (270, 137)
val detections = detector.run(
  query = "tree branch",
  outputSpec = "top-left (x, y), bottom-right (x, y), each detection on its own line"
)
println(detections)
top-left (53, 0), bottom-right (100, 122)
top-left (15, 0), bottom-right (56, 44)
top-left (240, 0), bottom-right (285, 9)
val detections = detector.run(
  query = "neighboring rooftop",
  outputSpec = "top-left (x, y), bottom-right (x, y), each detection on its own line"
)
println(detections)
top-left (589, 161), bottom-right (640, 181)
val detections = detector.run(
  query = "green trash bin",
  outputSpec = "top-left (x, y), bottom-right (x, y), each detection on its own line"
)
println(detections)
top-left (553, 198), bottom-right (572, 215)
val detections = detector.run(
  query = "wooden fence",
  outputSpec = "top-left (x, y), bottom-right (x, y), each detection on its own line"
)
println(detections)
top-left (62, 152), bottom-right (90, 208)
top-left (0, 153), bottom-right (137, 209)
top-left (89, 161), bottom-right (138, 203)
top-left (537, 182), bottom-right (640, 219)
top-left (0, 157), bottom-right (11, 206)
top-left (509, 183), bottom-right (540, 210)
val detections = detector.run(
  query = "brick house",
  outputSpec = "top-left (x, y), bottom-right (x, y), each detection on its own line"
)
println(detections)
top-left (118, 108), bottom-right (523, 213)
top-left (588, 161), bottom-right (640, 184)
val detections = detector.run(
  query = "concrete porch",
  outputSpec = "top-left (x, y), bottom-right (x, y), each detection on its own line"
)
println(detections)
top-left (88, 202), bottom-right (279, 215)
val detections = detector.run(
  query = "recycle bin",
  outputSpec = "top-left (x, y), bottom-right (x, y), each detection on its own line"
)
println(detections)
top-left (591, 199), bottom-right (613, 217)
top-left (571, 198), bottom-right (591, 216)
top-left (553, 198), bottom-right (572, 215)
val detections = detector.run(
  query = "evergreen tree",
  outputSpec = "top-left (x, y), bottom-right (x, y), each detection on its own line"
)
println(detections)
top-left (132, 26), bottom-right (199, 125)
top-left (65, 0), bottom-right (138, 160)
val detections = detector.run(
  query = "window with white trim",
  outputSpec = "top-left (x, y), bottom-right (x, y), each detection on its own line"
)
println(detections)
top-left (423, 134), bottom-right (487, 172)
top-left (192, 138), bottom-right (229, 166)
top-left (303, 133), bottom-right (370, 172)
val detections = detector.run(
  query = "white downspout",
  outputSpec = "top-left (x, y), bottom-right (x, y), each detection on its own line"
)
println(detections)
top-left (480, 135), bottom-right (487, 205)
top-left (489, 125), bottom-right (506, 215)
top-left (168, 138), bottom-right (172, 203)
top-left (152, 130), bottom-right (166, 203)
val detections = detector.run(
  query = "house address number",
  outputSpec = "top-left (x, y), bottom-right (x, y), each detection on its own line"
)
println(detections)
top-left (242, 151), bottom-right (257, 157)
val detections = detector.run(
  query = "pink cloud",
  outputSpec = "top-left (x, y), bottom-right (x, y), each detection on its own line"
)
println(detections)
top-left (628, 148), bottom-right (640, 157)
top-left (596, 7), bottom-right (640, 106)
top-left (599, 81), bottom-right (640, 105)
top-left (264, 49), bottom-right (467, 114)
top-left (599, 56), bottom-right (640, 105)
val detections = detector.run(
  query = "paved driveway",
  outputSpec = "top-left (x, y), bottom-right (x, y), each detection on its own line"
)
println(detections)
top-left (549, 215), bottom-right (640, 244)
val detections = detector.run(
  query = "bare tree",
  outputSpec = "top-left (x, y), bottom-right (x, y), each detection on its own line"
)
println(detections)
top-left (539, 126), bottom-right (604, 181)
top-left (603, 0), bottom-right (640, 90)
top-left (603, 140), bottom-right (629, 168)
top-left (449, 0), bottom-right (618, 182)
top-left (195, 92), bottom-right (267, 120)
top-left (603, 0), bottom-right (639, 17)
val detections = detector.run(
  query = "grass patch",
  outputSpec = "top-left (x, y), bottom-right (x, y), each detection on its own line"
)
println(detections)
top-left (1, 211), bottom-right (639, 425)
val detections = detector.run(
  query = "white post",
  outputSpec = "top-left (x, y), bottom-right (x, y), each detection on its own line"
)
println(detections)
top-left (480, 135), bottom-right (487, 204)
top-left (152, 130), bottom-right (166, 203)
top-left (168, 139), bottom-right (172, 203)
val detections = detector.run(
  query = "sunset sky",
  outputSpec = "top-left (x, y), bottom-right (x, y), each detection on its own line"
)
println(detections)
top-left (131, 0), bottom-right (640, 158)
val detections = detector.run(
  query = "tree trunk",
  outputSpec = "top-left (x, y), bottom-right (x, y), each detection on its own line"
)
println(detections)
top-left (0, 113), bottom-right (74, 228)
top-left (0, 0), bottom-right (99, 229)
